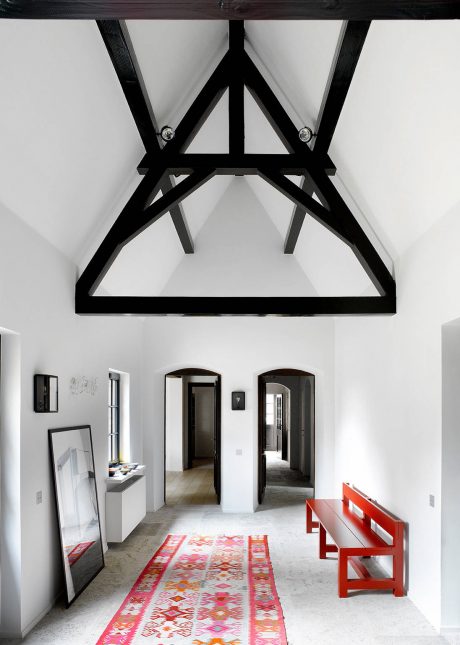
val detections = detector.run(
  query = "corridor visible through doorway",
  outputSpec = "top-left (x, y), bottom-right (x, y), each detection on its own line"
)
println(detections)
top-left (259, 369), bottom-right (315, 505)
top-left (164, 369), bottom-right (221, 506)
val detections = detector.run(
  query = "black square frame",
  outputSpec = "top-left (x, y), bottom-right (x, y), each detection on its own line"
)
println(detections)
top-left (232, 391), bottom-right (245, 410)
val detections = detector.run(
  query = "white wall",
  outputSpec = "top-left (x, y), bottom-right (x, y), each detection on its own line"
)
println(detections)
top-left (441, 322), bottom-right (460, 632)
top-left (334, 199), bottom-right (460, 630)
top-left (0, 202), bottom-right (143, 637)
top-left (161, 178), bottom-right (318, 298)
top-left (142, 316), bottom-right (335, 513)
top-left (165, 377), bottom-right (184, 471)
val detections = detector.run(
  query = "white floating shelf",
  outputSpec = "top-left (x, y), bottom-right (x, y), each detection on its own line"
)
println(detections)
top-left (105, 464), bottom-right (146, 485)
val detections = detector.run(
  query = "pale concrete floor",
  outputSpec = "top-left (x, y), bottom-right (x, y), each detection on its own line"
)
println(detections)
top-left (6, 476), bottom-right (452, 645)
top-left (166, 457), bottom-right (217, 506)
top-left (266, 450), bottom-right (311, 488)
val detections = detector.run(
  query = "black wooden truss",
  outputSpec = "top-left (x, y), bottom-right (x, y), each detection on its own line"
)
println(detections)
top-left (2, 1), bottom-right (459, 20)
top-left (74, 19), bottom-right (396, 316)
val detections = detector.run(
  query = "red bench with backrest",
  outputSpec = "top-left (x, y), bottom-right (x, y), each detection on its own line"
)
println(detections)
top-left (306, 483), bottom-right (404, 598)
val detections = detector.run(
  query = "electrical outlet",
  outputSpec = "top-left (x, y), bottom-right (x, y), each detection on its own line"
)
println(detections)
top-left (36, 491), bottom-right (43, 505)
top-left (236, 449), bottom-right (243, 456)
top-left (429, 494), bottom-right (435, 507)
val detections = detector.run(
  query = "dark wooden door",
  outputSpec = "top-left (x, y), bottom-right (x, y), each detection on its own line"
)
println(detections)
top-left (258, 377), bottom-right (267, 504)
top-left (214, 380), bottom-right (221, 504)
top-left (188, 392), bottom-right (196, 468)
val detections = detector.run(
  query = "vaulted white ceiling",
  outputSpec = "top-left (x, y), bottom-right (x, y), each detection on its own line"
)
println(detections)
top-left (1, 19), bottom-right (459, 300)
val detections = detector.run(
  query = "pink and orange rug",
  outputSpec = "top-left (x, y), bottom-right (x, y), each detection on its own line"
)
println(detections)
top-left (97, 534), bottom-right (287, 645)
top-left (64, 541), bottom-right (95, 567)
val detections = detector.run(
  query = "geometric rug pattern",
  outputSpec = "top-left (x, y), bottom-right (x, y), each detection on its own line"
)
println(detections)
top-left (97, 534), bottom-right (287, 644)
top-left (64, 541), bottom-right (95, 567)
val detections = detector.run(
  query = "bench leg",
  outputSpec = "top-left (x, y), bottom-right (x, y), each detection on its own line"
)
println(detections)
top-left (338, 551), bottom-right (348, 598)
top-left (319, 524), bottom-right (327, 559)
top-left (306, 501), bottom-right (319, 533)
top-left (393, 545), bottom-right (404, 596)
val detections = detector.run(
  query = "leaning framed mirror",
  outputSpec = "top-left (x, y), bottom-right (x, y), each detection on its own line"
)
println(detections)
top-left (49, 425), bottom-right (104, 606)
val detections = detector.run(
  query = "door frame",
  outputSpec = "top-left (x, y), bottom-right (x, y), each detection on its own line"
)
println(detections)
top-left (257, 368), bottom-right (315, 504)
top-left (164, 368), bottom-right (222, 505)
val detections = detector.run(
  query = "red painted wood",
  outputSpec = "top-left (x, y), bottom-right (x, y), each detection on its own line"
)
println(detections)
top-left (325, 500), bottom-right (391, 549)
top-left (308, 500), bottom-right (363, 548)
top-left (338, 552), bottom-right (348, 598)
top-left (342, 483), bottom-right (403, 540)
top-left (307, 484), bottom-right (405, 597)
top-left (349, 556), bottom-right (371, 579)
top-left (305, 500), bottom-right (319, 533)
top-left (347, 578), bottom-right (395, 590)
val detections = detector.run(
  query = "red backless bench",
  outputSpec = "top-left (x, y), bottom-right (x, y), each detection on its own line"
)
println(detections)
top-left (306, 483), bottom-right (404, 598)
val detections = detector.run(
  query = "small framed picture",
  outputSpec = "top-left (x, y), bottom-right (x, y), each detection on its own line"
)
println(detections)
top-left (232, 391), bottom-right (245, 410)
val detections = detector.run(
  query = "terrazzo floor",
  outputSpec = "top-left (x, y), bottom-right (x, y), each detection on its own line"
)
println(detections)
top-left (8, 478), bottom-right (453, 644)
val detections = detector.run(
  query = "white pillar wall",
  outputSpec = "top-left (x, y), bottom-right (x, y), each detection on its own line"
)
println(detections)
top-left (141, 316), bottom-right (336, 513)
top-left (165, 377), bottom-right (184, 471)
top-left (441, 322), bottom-right (460, 633)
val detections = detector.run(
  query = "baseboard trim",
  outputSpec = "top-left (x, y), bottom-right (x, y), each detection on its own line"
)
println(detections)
top-left (20, 591), bottom-right (62, 639)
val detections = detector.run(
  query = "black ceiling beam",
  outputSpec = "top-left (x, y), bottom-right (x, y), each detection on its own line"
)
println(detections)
top-left (258, 170), bottom-right (350, 244)
top-left (122, 169), bottom-right (215, 242)
top-left (228, 21), bottom-right (245, 157)
top-left (285, 20), bottom-right (370, 254)
top-left (260, 168), bottom-right (395, 297)
top-left (138, 153), bottom-right (335, 176)
top-left (76, 18), bottom-right (396, 316)
top-left (77, 167), bottom-right (166, 296)
top-left (314, 21), bottom-right (370, 156)
top-left (245, 44), bottom-right (394, 298)
top-left (75, 294), bottom-right (396, 316)
top-left (138, 153), bottom-right (333, 176)
top-left (76, 167), bottom-right (214, 297)
top-left (97, 20), bottom-right (194, 254)
top-left (284, 175), bottom-right (310, 253)
top-left (3, 0), bottom-right (459, 20)
top-left (137, 52), bottom-right (230, 173)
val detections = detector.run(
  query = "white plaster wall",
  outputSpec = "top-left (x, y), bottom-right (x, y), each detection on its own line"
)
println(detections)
top-left (0, 202), bottom-right (143, 636)
top-left (141, 316), bottom-right (335, 513)
top-left (165, 377), bottom-right (184, 471)
top-left (334, 199), bottom-right (460, 630)
top-left (441, 322), bottom-right (460, 632)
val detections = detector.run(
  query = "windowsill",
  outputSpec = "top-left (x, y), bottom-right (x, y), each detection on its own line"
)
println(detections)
top-left (106, 464), bottom-right (146, 485)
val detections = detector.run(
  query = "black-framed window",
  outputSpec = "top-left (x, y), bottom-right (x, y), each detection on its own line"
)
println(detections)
top-left (108, 372), bottom-right (120, 465)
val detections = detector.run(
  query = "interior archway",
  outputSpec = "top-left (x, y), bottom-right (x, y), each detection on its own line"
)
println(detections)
top-left (164, 368), bottom-right (221, 506)
top-left (258, 368), bottom-right (315, 506)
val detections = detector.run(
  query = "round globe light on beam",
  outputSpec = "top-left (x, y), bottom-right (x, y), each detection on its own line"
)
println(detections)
top-left (160, 126), bottom-right (175, 142)
top-left (298, 126), bottom-right (314, 144)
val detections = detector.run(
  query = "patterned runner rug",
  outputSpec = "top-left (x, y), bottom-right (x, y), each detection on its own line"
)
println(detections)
top-left (97, 534), bottom-right (287, 644)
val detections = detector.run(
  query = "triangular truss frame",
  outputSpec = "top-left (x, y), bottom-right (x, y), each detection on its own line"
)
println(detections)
top-left (76, 20), bottom-right (396, 316)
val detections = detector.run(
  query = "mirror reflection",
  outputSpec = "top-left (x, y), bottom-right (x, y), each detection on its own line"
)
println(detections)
top-left (49, 425), bottom-right (104, 605)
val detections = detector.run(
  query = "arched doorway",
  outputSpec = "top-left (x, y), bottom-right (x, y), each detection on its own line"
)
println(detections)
top-left (258, 369), bottom-right (315, 504)
top-left (164, 368), bottom-right (221, 505)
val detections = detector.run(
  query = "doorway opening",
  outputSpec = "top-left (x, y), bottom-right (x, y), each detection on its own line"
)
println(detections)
top-left (258, 369), bottom-right (315, 505)
top-left (164, 368), bottom-right (221, 506)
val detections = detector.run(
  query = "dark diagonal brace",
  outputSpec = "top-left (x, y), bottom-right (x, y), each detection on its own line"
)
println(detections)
top-left (77, 167), bottom-right (166, 296)
top-left (76, 168), bottom-right (214, 297)
top-left (284, 176), bottom-right (315, 253)
top-left (124, 169), bottom-right (216, 242)
top-left (258, 170), bottom-right (350, 244)
top-left (285, 20), bottom-right (370, 253)
top-left (98, 20), bottom-right (194, 253)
